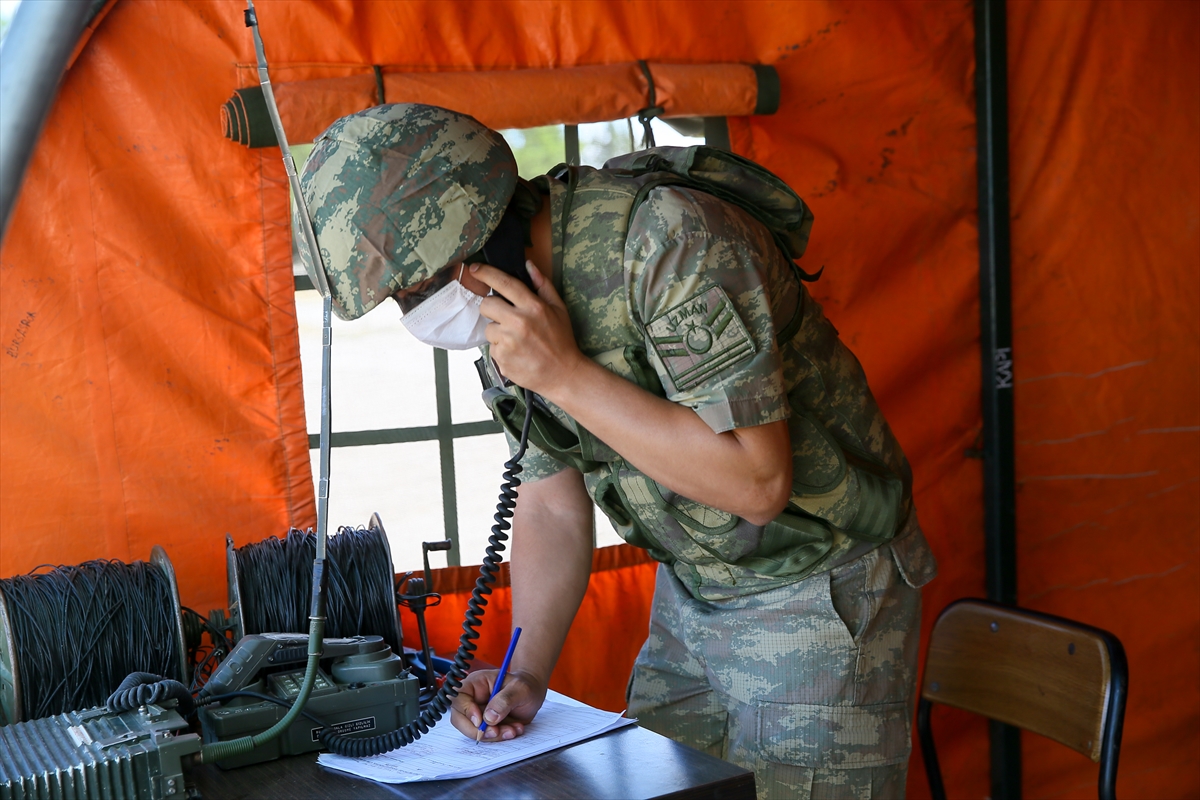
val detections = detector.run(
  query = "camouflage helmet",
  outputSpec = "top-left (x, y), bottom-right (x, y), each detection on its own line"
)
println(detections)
top-left (296, 104), bottom-right (518, 320)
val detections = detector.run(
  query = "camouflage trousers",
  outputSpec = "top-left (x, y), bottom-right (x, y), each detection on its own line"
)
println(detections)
top-left (626, 545), bottom-right (923, 800)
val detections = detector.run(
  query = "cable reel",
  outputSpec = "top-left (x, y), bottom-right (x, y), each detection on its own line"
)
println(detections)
top-left (223, 513), bottom-right (403, 657)
top-left (0, 546), bottom-right (188, 725)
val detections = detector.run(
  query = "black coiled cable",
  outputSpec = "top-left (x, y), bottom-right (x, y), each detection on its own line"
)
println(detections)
top-left (320, 388), bottom-right (534, 757)
top-left (107, 671), bottom-right (196, 715)
top-left (0, 559), bottom-right (182, 719)
top-left (235, 524), bottom-right (400, 655)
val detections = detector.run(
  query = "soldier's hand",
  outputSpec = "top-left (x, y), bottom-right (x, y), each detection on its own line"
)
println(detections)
top-left (473, 261), bottom-right (588, 398)
top-left (450, 667), bottom-right (546, 742)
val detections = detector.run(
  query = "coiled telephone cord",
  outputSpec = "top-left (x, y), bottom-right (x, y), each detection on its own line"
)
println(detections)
top-left (319, 388), bottom-right (535, 758)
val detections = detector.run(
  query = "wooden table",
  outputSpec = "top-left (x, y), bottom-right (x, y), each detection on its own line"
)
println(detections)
top-left (190, 722), bottom-right (756, 799)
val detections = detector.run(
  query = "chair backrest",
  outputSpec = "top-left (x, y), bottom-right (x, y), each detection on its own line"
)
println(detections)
top-left (921, 599), bottom-right (1124, 762)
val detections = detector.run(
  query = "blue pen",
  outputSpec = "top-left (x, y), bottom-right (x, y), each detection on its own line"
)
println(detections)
top-left (476, 626), bottom-right (522, 743)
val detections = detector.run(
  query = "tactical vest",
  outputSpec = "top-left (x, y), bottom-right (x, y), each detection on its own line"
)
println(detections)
top-left (480, 156), bottom-right (912, 597)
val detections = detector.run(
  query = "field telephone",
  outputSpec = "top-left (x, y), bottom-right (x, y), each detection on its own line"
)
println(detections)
top-left (0, 4), bottom-right (536, 798)
top-left (196, 634), bottom-right (417, 769)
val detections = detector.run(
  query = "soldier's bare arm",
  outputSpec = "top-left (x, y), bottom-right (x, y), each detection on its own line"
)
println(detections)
top-left (449, 467), bottom-right (594, 741)
top-left (476, 263), bottom-right (792, 526)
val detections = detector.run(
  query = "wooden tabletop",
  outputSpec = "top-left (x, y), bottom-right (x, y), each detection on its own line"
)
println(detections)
top-left (190, 723), bottom-right (756, 800)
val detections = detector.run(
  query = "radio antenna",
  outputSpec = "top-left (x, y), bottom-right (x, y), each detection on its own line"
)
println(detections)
top-left (244, 0), bottom-right (333, 555)
top-left (200, 0), bottom-right (333, 764)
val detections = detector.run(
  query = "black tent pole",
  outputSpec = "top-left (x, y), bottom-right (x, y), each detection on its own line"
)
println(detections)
top-left (975, 0), bottom-right (1021, 797)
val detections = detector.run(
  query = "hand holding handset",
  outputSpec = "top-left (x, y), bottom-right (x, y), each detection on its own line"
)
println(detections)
top-left (473, 254), bottom-right (585, 406)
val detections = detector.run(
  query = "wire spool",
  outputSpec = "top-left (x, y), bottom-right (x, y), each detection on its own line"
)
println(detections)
top-left (0, 546), bottom-right (187, 724)
top-left (227, 514), bottom-right (402, 655)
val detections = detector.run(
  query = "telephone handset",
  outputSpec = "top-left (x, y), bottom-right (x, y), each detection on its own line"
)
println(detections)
top-left (477, 207), bottom-right (536, 294)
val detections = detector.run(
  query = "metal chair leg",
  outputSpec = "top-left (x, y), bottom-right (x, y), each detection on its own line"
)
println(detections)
top-left (918, 697), bottom-right (946, 800)
top-left (1098, 636), bottom-right (1129, 800)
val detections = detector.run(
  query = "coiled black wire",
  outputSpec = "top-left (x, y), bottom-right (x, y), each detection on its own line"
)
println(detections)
top-left (107, 671), bottom-right (196, 715)
top-left (0, 559), bottom-right (181, 719)
top-left (320, 388), bottom-right (534, 757)
top-left (235, 524), bottom-right (400, 655)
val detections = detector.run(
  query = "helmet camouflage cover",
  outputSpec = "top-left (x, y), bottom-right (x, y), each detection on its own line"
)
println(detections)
top-left (296, 104), bottom-right (518, 320)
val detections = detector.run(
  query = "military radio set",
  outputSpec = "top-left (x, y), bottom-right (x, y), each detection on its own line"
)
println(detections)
top-left (0, 3), bottom-right (538, 798)
top-left (0, 517), bottom-right (442, 796)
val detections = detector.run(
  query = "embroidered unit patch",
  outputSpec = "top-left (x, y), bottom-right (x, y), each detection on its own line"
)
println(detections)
top-left (647, 284), bottom-right (756, 391)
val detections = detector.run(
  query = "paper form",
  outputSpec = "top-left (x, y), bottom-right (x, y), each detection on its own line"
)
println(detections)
top-left (316, 690), bottom-right (636, 784)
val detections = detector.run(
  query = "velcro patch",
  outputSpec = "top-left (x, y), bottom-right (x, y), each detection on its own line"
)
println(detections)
top-left (647, 284), bottom-right (755, 391)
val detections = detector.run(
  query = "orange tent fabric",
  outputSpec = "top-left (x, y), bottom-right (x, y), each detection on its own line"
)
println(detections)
top-left (0, 1), bottom-right (315, 591)
top-left (1004, 1), bottom-right (1199, 794)
top-left (0, 1), bottom-right (1195, 796)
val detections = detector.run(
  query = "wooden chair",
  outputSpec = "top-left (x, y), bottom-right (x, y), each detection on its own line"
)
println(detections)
top-left (918, 599), bottom-right (1128, 800)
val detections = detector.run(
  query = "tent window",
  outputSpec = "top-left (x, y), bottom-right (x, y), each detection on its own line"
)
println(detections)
top-left (291, 118), bottom-right (708, 570)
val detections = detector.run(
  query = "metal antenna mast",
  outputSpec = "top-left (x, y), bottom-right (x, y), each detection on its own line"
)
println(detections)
top-left (245, 0), bottom-right (334, 556)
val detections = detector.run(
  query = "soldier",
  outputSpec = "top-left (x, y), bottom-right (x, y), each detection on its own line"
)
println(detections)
top-left (298, 103), bottom-right (937, 799)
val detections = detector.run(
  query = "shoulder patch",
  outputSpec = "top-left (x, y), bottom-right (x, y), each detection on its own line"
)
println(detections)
top-left (647, 284), bottom-right (756, 391)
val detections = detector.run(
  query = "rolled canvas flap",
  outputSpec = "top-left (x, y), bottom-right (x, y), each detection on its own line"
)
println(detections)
top-left (225, 62), bottom-right (775, 147)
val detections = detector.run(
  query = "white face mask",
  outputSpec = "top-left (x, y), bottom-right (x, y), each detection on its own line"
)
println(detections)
top-left (399, 266), bottom-right (490, 350)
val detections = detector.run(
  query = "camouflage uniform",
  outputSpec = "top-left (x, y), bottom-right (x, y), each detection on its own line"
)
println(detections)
top-left (481, 167), bottom-right (938, 799)
top-left (298, 106), bottom-right (937, 798)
